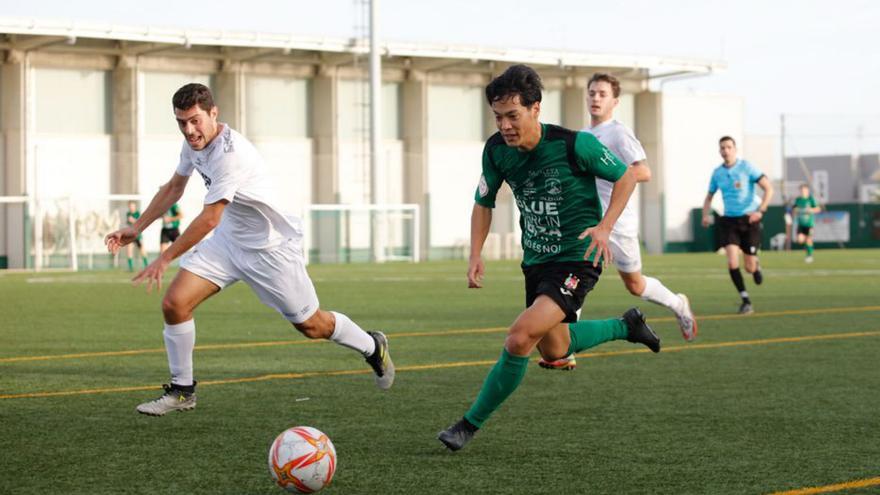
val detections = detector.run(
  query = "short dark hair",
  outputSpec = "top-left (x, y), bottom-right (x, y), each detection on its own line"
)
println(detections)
top-left (800, 183), bottom-right (810, 189)
top-left (485, 64), bottom-right (543, 107)
top-left (172, 83), bottom-right (215, 112)
top-left (588, 73), bottom-right (621, 98)
top-left (719, 136), bottom-right (736, 146)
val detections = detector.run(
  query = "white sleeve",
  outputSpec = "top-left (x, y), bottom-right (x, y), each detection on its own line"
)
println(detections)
top-left (203, 154), bottom-right (245, 205)
top-left (175, 142), bottom-right (195, 177)
top-left (617, 128), bottom-right (648, 166)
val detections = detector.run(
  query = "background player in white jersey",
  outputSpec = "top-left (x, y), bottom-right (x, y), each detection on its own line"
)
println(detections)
top-left (104, 84), bottom-right (394, 416)
top-left (539, 73), bottom-right (697, 371)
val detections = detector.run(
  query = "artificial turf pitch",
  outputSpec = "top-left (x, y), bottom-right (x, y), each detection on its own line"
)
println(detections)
top-left (1, 249), bottom-right (878, 494)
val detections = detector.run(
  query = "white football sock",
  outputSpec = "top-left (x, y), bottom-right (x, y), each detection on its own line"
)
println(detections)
top-left (329, 311), bottom-right (376, 357)
top-left (164, 319), bottom-right (195, 387)
top-left (640, 276), bottom-right (684, 314)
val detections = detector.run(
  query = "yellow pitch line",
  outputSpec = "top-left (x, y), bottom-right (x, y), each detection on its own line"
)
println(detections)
top-left (4, 303), bottom-right (880, 365)
top-left (649, 304), bottom-right (880, 324)
top-left (768, 476), bottom-right (880, 495)
top-left (2, 329), bottom-right (878, 401)
top-left (0, 327), bottom-right (511, 364)
top-left (4, 305), bottom-right (880, 364)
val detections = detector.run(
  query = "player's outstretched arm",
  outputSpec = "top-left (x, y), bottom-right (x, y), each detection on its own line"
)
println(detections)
top-left (581, 167), bottom-right (638, 267)
top-left (132, 199), bottom-right (226, 293)
top-left (105, 173), bottom-right (189, 254)
top-left (468, 204), bottom-right (492, 288)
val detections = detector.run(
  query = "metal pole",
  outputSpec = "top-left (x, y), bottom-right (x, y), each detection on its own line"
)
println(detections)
top-left (369, 0), bottom-right (382, 261)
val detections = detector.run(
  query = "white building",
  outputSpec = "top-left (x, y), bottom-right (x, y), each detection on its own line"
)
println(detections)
top-left (0, 17), bottom-right (731, 268)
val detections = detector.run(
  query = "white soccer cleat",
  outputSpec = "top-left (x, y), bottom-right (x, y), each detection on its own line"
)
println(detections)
top-left (136, 384), bottom-right (197, 416)
top-left (676, 293), bottom-right (698, 342)
top-left (805, 256), bottom-right (814, 263)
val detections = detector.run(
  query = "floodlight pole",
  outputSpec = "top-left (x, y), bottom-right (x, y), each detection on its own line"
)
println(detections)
top-left (369, 0), bottom-right (382, 262)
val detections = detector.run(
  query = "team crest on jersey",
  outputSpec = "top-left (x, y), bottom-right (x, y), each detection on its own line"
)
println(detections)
top-left (546, 178), bottom-right (562, 195)
top-left (478, 175), bottom-right (489, 198)
top-left (734, 180), bottom-right (742, 189)
top-left (564, 273), bottom-right (579, 290)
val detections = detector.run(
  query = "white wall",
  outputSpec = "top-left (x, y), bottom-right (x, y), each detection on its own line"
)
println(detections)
top-left (137, 138), bottom-right (206, 250)
top-left (744, 134), bottom-right (781, 186)
top-left (661, 92), bottom-right (744, 242)
top-left (427, 142), bottom-right (484, 247)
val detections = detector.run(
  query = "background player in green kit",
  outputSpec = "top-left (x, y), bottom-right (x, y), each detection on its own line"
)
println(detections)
top-left (125, 201), bottom-right (148, 271)
top-left (438, 65), bottom-right (661, 451)
top-left (793, 183), bottom-right (820, 263)
top-left (160, 203), bottom-right (183, 254)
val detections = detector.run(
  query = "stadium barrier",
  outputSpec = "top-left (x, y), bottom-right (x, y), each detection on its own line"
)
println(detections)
top-left (683, 203), bottom-right (880, 252)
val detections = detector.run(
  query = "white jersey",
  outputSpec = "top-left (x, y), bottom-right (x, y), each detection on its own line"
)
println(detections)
top-left (584, 119), bottom-right (647, 237)
top-left (175, 124), bottom-right (302, 250)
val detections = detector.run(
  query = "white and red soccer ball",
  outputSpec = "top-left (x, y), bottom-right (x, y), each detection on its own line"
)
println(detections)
top-left (268, 426), bottom-right (337, 493)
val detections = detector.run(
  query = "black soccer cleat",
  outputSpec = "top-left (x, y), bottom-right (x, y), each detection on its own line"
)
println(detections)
top-left (753, 269), bottom-right (763, 285)
top-left (622, 308), bottom-right (660, 353)
top-left (438, 417), bottom-right (479, 452)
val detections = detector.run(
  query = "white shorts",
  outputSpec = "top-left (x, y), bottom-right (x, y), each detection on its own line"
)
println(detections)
top-left (609, 233), bottom-right (642, 273)
top-left (180, 234), bottom-right (319, 324)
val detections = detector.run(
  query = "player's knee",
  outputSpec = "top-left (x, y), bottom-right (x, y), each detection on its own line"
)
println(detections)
top-left (504, 329), bottom-right (535, 356)
top-left (161, 295), bottom-right (189, 322)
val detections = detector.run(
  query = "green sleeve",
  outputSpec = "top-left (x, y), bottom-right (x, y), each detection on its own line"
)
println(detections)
top-left (573, 132), bottom-right (628, 181)
top-left (474, 143), bottom-right (504, 208)
top-left (810, 197), bottom-right (818, 208)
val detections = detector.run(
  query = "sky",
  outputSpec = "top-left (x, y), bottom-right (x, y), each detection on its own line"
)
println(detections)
top-left (3, 0), bottom-right (879, 146)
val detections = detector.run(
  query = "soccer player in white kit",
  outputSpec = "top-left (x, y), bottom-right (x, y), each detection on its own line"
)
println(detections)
top-left (539, 73), bottom-right (697, 371)
top-left (105, 84), bottom-right (394, 416)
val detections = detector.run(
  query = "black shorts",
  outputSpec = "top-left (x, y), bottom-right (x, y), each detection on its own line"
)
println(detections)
top-left (718, 215), bottom-right (762, 255)
top-left (160, 227), bottom-right (180, 244)
top-left (522, 261), bottom-right (601, 323)
top-left (133, 238), bottom-right (142, 249)
top-left (796, 225), bottom-right (813, 237)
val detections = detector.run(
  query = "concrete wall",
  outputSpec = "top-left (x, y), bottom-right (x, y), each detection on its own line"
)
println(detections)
top-left (2, 40), bottom-right (734, 265)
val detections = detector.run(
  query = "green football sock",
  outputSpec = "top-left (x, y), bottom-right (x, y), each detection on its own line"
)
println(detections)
top-left (567, 318), bottom-right (628, 355)
top-left (142, 256), bottom-right (149, 267)
top-left (806, 245), bottom-right (813, 256)
top-left (127, 258), bottom-right (133, 271)
top-left (464, 348), bottom-right (528, 428)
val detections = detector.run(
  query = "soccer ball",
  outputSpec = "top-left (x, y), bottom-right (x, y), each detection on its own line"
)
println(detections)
top-left (268, 426), bottom-right (337, 493)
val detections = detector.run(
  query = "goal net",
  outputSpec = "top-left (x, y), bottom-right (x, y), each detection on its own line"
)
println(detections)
top-left (0, 194), bottom-right (144, 271)
top-left (303, 204), bottom-right (420, 264)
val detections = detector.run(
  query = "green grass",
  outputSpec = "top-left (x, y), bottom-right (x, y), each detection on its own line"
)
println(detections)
top-left (1, 249), bottom-right (879, 494)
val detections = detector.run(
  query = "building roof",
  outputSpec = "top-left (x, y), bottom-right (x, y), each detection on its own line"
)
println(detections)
top-left (0, 16), bottom-right (724, 79)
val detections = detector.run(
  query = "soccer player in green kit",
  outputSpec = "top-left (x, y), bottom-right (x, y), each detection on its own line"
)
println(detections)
top-left (438, 65), bottom-right (661, 451)
top-left (125, 201), bottom-right (149, 271)
top-left (793, 183), bottom-right (820, 263)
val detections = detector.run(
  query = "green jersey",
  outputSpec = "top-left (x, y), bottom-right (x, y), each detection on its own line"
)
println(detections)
top-left (475, 124), bottom-right (628, 266)
top-left (794, 196), bottom-right (818, 228)
top-left (163, 204), bottom-right (181, 229)
top-left (126, 209), bottom-right (142, 241)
